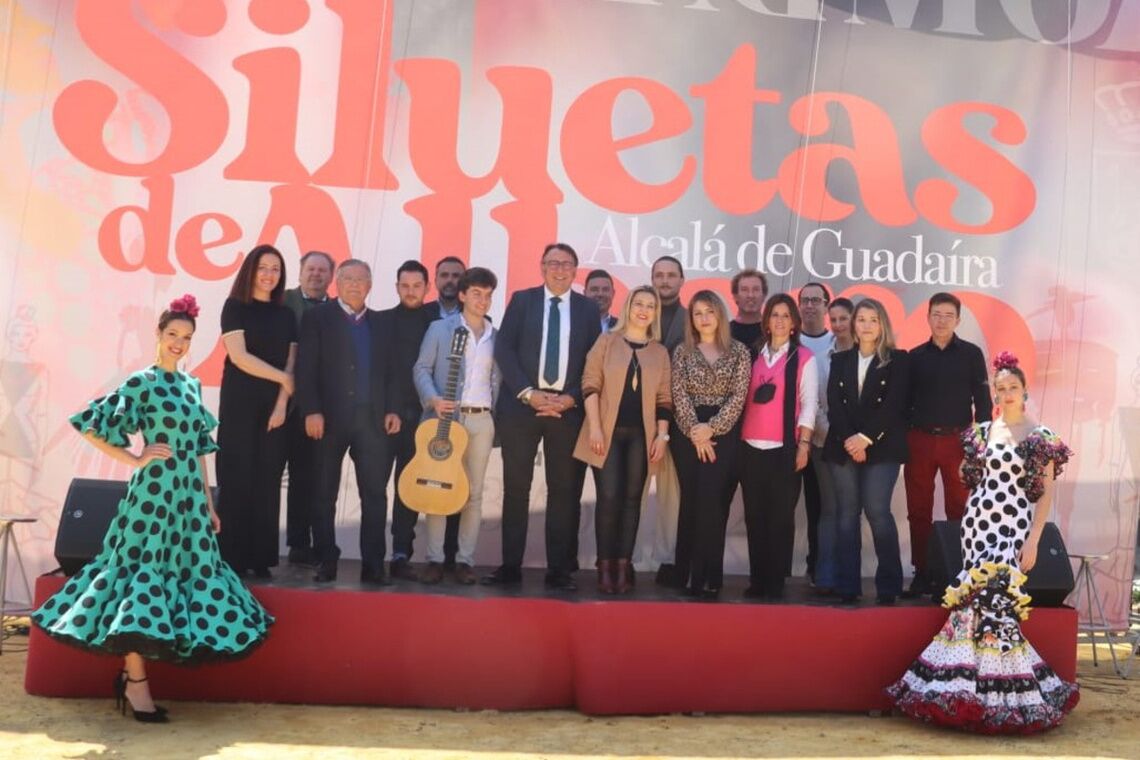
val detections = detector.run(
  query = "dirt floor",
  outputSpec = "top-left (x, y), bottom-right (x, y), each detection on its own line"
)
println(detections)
top-left (1, 629), bottom-right (1137, 760)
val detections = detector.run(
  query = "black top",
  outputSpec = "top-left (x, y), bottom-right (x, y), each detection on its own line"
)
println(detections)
top-left (730, 320), bottom-right (763, 357)
top-left (906, 334), bottom-right (992, 430)
top-left (615, 340), bottom-right (646, 428)
top-left (378, 302), bottom-right (437, 418)
top-left (220, 298), bottom-right (296, 398)
top-left (660, 302), bottom-right (683, 350)
top-left (824, 348), bottom-right (910, 465)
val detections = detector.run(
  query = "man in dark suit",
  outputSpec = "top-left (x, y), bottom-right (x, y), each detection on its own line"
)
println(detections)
top-left (280, 250), bottom-right (334, 567)
top-left (378, 260), bottom-right (439, 581)
top-left (584, 268), bottom-right (618, 333)
top-left (483, 243), bottom-right (602, 590)
top-left (297, 259), bottom-right (401, 584)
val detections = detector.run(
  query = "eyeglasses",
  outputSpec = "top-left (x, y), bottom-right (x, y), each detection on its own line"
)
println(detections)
top-left (799, 296), bottom-right (827, 306)
top-left (543, 260), bottom-right (577, 270)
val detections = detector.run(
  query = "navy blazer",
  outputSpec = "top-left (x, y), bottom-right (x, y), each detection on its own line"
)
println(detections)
top-left (494, 286), bottom-right (602, 419)
top-left (296, 300), bottom-right (394, 434)
top-left (823, 348), bottom-right (910, 465)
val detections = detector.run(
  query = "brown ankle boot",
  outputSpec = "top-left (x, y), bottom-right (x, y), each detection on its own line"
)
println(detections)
top-left (614, 559), bottom-right (632, 594)
top-left (596, 559), bottom-right (616, 594)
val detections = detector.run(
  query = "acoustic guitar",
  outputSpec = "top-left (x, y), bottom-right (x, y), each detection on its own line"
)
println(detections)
top-left (398, 326), bottom-right (470, 515)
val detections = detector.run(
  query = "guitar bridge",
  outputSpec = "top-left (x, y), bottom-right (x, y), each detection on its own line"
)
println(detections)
top-left (414, 478), bottom-right (454, 490)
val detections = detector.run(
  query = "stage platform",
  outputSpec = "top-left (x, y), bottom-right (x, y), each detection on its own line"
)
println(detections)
top-left (24, 562), bottom-right (1079, 715)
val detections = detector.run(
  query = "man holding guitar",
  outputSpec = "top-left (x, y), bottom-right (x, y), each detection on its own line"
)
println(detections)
top-left (411, 268), bottom-right (501, 585)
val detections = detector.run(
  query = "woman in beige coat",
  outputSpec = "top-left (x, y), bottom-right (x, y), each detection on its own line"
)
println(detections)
top-left (574, 285), bottom-right (672, 594)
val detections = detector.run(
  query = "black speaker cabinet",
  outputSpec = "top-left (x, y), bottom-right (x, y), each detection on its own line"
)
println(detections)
top-left (54, 478), bottom-right (219, 576)
top-left (54, 478), bottom-right (127, 576)
top-left (927, 520), bottom-right (1075, 606)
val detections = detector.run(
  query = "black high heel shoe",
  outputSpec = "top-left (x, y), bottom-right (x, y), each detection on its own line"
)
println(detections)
top-left (113, 672), bottom-right (169, 723)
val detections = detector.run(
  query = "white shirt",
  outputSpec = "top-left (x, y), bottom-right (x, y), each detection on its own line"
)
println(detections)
top-left (338, 298), bottom-right (366, 320)
top-left (801, 331), bottom-right (836, 446)
top-left (857, 351), bottom-right (875, 396)
top-left (459, 318), bottom-right (496, 408)
top-left (745, 342), bottom-right (818, 450)
top-left (537, 286), bottom-right (571, 391)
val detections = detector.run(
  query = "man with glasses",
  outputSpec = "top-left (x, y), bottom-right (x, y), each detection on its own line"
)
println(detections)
top-left (902, 292), bottom-right (992, 598)
top-left (796, 283), bottom-right (834, 583)
top-left (483, 243), bottom-right (602, 590)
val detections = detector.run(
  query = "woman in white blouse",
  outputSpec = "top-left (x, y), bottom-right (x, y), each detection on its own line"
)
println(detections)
top-left (822, 298), bottom-right (909, 605)
top-left (737, 294), bottom-right (818, 600)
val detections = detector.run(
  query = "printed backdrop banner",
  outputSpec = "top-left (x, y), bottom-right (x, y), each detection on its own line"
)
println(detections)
top-left (1, 0), bottom-right (1137, 627)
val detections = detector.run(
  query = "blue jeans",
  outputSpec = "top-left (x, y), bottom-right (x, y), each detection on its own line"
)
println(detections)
top-left (828, 460), bottom-right (903, 598)
top-left (810, 446), bottom-right (847, 591)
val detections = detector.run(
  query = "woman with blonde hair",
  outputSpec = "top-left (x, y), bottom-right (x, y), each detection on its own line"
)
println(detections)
top-left (823, 298), bottom-right (908, 605)
top-left (574, 286), bottom-right (672, 594)
top-left (670, 290), bottom-right (751, 598)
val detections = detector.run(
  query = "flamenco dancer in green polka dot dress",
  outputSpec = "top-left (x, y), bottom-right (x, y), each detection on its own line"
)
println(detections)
top-left (33, 296), bottom-right (272, 723)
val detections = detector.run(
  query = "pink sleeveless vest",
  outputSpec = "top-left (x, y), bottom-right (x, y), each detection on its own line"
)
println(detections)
top-left (741, 345), bottom-right (811, 443)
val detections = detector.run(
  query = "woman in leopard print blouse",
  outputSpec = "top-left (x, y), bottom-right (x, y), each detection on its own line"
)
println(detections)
top-left (669, 290), bottom-right (752, 599)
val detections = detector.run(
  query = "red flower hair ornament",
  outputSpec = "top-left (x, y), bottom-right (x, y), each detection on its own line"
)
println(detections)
top-left (169, 294), bottom-right (201, 318)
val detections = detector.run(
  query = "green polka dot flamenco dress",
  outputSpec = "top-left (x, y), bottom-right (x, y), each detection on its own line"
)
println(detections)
top-left (33, 368), bottom-right (272, 662)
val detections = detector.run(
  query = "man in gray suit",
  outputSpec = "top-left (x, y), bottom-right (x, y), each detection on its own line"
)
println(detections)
top-left (281, 250), bottom-right (334, 566)
top-left (649, 255), bottom-right (686, 586)
top-left (412, 267), bottom-right (501, 585)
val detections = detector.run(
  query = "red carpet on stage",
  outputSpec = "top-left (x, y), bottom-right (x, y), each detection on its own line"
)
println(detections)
top-left (24, 574), bottom-right (1078, 714)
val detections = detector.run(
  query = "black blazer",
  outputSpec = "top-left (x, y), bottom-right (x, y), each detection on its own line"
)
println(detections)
top-left (823, 348), bottom-right (910, 465)
top-left (296, 300), bottom-right (393, 434)
top-left (494, 286), bottom-right (602, 419)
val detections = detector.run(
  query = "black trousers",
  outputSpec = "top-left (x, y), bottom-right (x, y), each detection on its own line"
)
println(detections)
top-left (285, 408), bottom-right (319, 551)
top-left (216, 388), bottom-right (288, 573)
top-left (739, 445), bottom-right (802, 595)
top-left (312, 407), bottom-right (389, 573)
top-left (498, 410), bottom-right (585, 575)
top-left (593, 426), bottom-right (647, 561)
top-left (797, 454), bottom-right (822, 577)
top-left (672, 413), bottom-right (738, 592)
top-left (387, 412), bottom-right (459, 562)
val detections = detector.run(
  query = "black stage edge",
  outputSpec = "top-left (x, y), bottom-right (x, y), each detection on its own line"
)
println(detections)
top-left (252, 558), bottom-right (942, 607)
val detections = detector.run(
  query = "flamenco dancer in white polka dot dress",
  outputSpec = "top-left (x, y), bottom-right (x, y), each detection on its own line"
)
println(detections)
top-left (887, 351), bottom-right (1078, 733)
top-left (33, 297), bottom-right (272, 723)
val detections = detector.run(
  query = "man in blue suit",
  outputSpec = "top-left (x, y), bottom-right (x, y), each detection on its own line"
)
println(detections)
top-left (412, 267), bottom-right (501, 585)
top-left (297, 259), bottom-right (400, 584)
top-left (483, 243), bottom-right (602, 591)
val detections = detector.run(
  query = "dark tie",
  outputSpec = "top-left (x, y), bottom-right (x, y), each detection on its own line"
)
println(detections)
top-left (543, 296), bottom-right (562, 386)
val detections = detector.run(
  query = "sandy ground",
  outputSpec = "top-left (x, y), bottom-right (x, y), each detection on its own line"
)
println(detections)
top-left (1, 630), bottom-right (1137, 760)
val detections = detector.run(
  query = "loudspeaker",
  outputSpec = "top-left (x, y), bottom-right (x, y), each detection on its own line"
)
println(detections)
top-left (54, 478), bottom-right (127, 576)
top-left (927, 520), bottom-right (1075, 606)
top-left (54, 478), bottom-right (220, 576)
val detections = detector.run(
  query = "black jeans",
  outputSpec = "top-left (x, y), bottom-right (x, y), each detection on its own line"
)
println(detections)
top-left (387, 412), bottom-right (459, 562)
top-left (593, 426), bottom-right (648, 561)
top-left (798, 454), bottom-right (822, 577)
top-left (498, 410), bottom-right (585, 575)
top-left (285, 407), bottom-right (319, 551)
top-left (739, 445), bottom-right (802, 595)
top-left (672, 407), bottom-right (739, 591)
top-left (312, 406), bottom-right (389, 573)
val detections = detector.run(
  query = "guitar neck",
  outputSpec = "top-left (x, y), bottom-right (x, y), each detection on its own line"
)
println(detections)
top-left (437, 352), bottom-right (464, 435)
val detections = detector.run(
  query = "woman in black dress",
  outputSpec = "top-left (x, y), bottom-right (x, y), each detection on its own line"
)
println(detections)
top-left (217, 245), bottom-right (297, 578)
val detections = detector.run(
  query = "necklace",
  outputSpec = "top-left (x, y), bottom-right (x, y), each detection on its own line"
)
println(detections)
top-left (625, 339), bottom-right (645, 392)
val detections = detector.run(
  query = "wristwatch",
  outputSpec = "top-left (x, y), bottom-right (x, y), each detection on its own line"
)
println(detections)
top-left (658, 432), bottom-right (671, 442)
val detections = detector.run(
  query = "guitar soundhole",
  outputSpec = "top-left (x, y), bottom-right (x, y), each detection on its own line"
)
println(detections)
top-left (428, 438), bottom-right (453, 461)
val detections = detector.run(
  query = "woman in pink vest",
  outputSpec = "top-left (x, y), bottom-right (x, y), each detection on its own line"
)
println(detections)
top-left (738, 294), bottom-right (818, 600)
